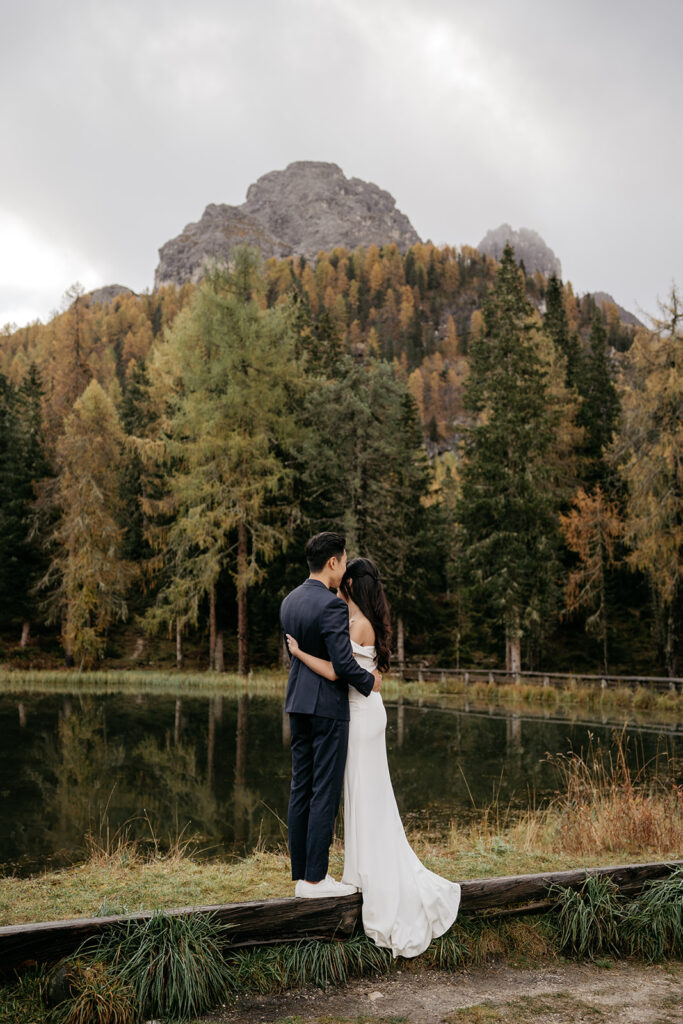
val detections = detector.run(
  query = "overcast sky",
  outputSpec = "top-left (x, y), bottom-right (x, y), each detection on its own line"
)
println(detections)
top-left (1, 0), bottom-right (681, 329)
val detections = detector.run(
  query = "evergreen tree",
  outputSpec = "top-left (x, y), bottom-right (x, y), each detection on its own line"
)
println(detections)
top-left (543, 274), bottom-right (581, 388)
top-left (117, 357), bottom-right (160, 564)
top-left (455, 244), bottom-right (563, 671)
top-left (577, 309), bottom-right (620, 489)
top-left (298, 358), bottom-right (432, 662)
top-left (0, 366), bottom-right (49, 640)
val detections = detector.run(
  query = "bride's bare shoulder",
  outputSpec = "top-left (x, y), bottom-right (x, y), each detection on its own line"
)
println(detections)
top-left (349, 613), bottom-right (375, 646)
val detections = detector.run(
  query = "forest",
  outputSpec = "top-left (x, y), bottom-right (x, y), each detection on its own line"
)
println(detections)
top-left (0, 241), bottom-right (680, 677)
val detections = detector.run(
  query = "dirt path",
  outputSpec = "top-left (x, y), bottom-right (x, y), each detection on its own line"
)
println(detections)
top-left (201, 961), bottom-right (682, 1024)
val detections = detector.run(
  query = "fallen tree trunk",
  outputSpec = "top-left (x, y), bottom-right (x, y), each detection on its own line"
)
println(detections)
top-left (1, 859), bottom-right (680, 971)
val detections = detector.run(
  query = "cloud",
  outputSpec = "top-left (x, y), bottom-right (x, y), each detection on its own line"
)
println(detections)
top-left (0, 211), bottom-right (102, 327)
top-left (0, 0), bottom-right (681, 327)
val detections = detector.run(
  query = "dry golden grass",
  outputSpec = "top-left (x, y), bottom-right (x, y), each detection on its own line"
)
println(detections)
top-left (1, 723), bottom-right (679, 929)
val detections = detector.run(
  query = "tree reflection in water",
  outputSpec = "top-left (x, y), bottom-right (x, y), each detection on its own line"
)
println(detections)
top-left (0, 689), bottom-right (679, 876)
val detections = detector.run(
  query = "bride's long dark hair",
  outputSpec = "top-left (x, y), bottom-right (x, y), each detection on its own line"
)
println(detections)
top-left (340, 557), bottom-right (392, 673)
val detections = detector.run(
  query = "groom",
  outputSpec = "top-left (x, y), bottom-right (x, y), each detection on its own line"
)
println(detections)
top-left (280, 531), bottom-right (382, 898)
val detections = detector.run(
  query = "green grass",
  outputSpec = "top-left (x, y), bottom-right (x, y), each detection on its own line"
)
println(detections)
top-left (549, 866), bottom-right (683, 962)
top-left (0, 667), bottom-right (680, 716)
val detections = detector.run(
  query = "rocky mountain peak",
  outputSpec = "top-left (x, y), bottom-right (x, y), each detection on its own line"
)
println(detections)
top-left (477, 224), bottom-right (562, 280)
top-left (154, 161), bottom-right (421, 288)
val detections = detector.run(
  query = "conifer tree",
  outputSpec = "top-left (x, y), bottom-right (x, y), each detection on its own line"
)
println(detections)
top-left (298, 358), bottom-right (432, 661)
top-left (559, 485), bottom-right (623, 673)
top-left (577, 309), bottom-right (620, 489)
top-left (146, 247), bottom-right (303, 674)
top-left (609, 285), bottom-right (683, 677)
top-left (37, 379), bottom-right (136, 667)
top-left (456, 244), bottom-right (563, 671)
top-left (544, 274), bottom-right (581, 388)
top-left (0, 366), bottom-right (49, 640)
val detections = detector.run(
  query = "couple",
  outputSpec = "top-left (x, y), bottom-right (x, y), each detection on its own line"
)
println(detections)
top-left (280, 531), bottom-right (461, 959)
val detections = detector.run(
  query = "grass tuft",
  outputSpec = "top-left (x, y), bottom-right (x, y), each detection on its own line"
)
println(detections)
top-left (48, 958), bottom-right (137, 1024)
top-left (550, 874), bottom-right (623, 959)
top-left (71, 909), bottom-right (232, 1021)
top-left (549, 865), bottom-right (683, 962)
top-left (623, 865), bottom-right (683, 961)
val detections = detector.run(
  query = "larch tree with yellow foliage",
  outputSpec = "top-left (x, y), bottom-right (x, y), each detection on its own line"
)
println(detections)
top-left (559, 485), bottom-right (623, 673)
top-left (609, 285), bottom-right (683, 678)
top-left (36, 378), bottom-right (136, 668)
top-left (145, 247), bottom-right (303, 675)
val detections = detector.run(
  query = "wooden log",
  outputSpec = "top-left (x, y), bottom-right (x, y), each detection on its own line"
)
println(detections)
top-left (0, 860), bottom-right (680, 972)
top-left (0, 893), bottom-right (362, 971)
top-left (458, 859), bottom-right (681, 913)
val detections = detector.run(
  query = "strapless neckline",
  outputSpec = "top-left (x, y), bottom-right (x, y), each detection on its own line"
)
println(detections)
top-left (351, 638), bottom-right (376, 652)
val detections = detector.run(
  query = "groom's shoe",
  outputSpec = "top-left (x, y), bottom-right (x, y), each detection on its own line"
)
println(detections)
top-left (295, 874), bottom-right (357, 898)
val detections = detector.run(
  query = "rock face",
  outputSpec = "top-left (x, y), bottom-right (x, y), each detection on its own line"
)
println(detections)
top-left (477, 224), bottom-right (562, 280)
top-left (154, 161), bottom-right (421, 288)
top-left (589, 291), bottom-right (644, 328)
top-left (86, 284), bottom-right (136, 306)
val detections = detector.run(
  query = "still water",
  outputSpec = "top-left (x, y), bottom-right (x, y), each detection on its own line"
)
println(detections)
top-left (1, 688), bottom-right (681, 876)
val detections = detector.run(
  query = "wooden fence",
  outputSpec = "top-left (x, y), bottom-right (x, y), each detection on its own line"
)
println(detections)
top-left (398, 665), bottom-right (682, 693)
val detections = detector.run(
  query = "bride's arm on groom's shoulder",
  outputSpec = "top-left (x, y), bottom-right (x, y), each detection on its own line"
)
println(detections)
top-left (285, 634), bottom-right (338, 681)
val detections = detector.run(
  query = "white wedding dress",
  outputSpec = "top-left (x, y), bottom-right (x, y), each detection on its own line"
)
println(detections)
top-left (341, 637), bottom-right (461, 958)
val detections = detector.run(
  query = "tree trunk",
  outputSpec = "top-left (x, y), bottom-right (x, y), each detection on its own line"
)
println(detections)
top-left (209, 581), bottom-right (217, 670)
top-left (396, 615), bottom-right (405, 673)
top-left (666, 595), bottom-right (681, 679)
top-left (19, 619), bottom-right (30, 647)
top-left (237, 521), bottom-right (249, 676)
top-left (62, 607), bottom-right (74, 668)
top-left (176, 619), bottom-right (183, 670)
top-left (506, 608), bottom-right (521, 674)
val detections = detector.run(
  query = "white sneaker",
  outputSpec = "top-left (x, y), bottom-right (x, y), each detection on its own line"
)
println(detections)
top-left (294, 873), bottom-right (358, 898)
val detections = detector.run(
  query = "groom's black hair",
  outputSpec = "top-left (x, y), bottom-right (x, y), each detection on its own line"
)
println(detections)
top-left (305, 532), bottom-right (346, 573)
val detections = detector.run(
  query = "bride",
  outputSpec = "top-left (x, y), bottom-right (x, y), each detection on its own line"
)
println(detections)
top-left (285, 556), bottom-right (461, 959)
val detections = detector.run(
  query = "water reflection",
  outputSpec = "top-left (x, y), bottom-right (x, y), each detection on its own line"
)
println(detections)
top-left (0, 689), bottom-right (680, 877)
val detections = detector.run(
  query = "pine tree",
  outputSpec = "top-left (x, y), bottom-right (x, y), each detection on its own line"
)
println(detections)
top-left (298, 358), bottom-right (432, 661)
top-left (455, 244), bottom-right (563, 671)
top-left (0, 366), bottom-right (49, 640)
top-left (544, 274), bottom-right (581, 388)
top-left (577, 309), bottom-right (620, 489)
top-left (117, 357), bottom-right (160, 565)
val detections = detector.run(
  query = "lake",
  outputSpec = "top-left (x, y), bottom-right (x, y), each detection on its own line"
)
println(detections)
top-left (1, 687), bottom-right (681, 876)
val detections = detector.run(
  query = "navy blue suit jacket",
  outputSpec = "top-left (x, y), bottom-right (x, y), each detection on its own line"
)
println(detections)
top-left (280, 579), bottom-right (375, 720)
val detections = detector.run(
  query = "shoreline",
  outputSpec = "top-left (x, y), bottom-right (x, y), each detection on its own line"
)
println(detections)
top-left (1, 667), bottom-right (681, 718)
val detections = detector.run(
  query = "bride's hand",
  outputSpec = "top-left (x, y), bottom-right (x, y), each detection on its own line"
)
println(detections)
top-left (285, 633), bottom-right (301, 657)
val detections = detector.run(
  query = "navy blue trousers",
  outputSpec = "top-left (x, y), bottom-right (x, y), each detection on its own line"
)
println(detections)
top-left (287, 712), bottom-right (349, 882)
